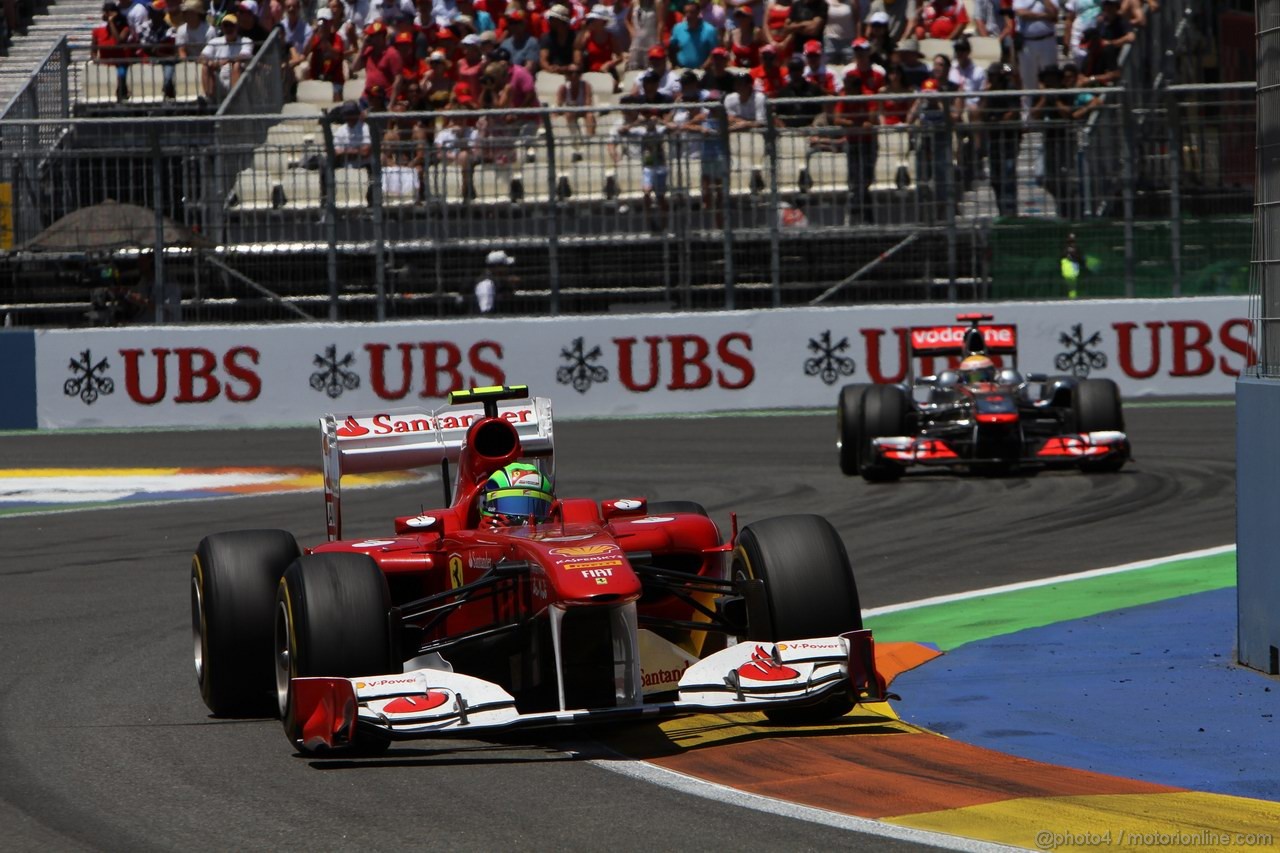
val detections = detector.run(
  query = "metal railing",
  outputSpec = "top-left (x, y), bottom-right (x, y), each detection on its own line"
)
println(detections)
top-left (0, 81), bottom-right (1255, 326)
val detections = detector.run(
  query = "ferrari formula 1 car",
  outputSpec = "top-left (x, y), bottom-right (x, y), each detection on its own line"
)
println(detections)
top-left (837, 313), bottom-right (1130, 481)
top-left (192, 385), bottom-right (885, 753)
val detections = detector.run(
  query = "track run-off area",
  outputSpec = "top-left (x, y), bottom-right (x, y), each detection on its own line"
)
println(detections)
top-left (2, 399), bottom-right (1274, 852)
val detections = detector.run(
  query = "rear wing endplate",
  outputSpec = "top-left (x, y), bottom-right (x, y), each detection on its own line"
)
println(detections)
top-left (320, 396), bottom-right (554, 540)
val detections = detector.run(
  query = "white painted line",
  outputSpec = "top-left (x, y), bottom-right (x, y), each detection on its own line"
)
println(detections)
top-left (591, 755), bottom-right (1024, 852)
top-left (864, 544), bottom-right (1237, 617)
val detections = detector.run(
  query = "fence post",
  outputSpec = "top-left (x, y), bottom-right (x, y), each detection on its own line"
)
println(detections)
top-left (542, 112), bottom-right (561, 315)
top-left (368, 114), bottom-right (387, 321)
top-left (765, 102), bottom-right (781, 308)
top-left (1167, 83), bottom-right (1182, 295)
top-left (718, 103), bottom-right (735, 310)
top-left (150, 125), bottom-right (169, 322)
top-left (321, 113), bottom-right (339, 321)
top-left (945, 94), bottom-right (957, 301)
top-left (1120, 86), bottom-right (1136, 297)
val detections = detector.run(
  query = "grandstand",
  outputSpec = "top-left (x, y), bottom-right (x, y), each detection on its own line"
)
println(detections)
top-left (0, 0), bottom-right (1255, 325)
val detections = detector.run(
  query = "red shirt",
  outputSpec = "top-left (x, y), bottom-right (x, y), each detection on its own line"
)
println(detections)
top-left (836, 63), bottom-right (885, 139)
top-left (360, 43), bottom-right (404, 96)
top-left (918, 0), bottom-right (968, 38)
top-left (750, 64), bottom-right (789, 96)
top-left (308, 32), bottom-right (346, 83)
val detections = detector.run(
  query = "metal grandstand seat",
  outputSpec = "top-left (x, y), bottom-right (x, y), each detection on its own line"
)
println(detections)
top-left (582, 71), bottom-right (620, 106)
top-left (969, 36), bottom-right (1001, 65)
top-left (297, 79), bottom-right (337, 108)
top-left (230, 168), bottom-right (284, 211)
top-left (382, 166), bottom-right (421, 206)
top-left (251, 145), bottom-right (297, 175)
top-left (281, 101), bottom-right (323, 117)
top-left (342, 78), bottom-right (364, 102)
top-left (267, 120), bottom-right (321, 147)
top-left (773, 132), bottom-right (811, 193)
top-left (279, 169), bottom-right (325, 209)
top-left (332, 167), bottom-right (371, 208)
top-left (79, 61), bottom-right (119, 105)
top-left (535, 72), bottom-right (565, 103)
top-left (174, 60), bottom-right (202, 102)
top-left (918, 38), bottom-right (954, 60)
top-left (801, 150), bottom-right (847, 193)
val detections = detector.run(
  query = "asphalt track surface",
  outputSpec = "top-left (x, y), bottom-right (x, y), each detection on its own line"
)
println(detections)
top-left (0, 402), bottom-right (1236, 851)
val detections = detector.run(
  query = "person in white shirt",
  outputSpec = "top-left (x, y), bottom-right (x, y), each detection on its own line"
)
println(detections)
top-left (121, 0), bottom-right (152, 41)
top-left (474, 250), bottom-right (515, 314)
top-left (1013, 0), bottom-right (1058, 107)
top-left (200, 13), bottom-right (253, 101)
top-left (176, 0), bottom-right (212, 58)
top-left (332, 101), bottom-right (373, 168)
top-left (723, 70), bottom-right (767, 130)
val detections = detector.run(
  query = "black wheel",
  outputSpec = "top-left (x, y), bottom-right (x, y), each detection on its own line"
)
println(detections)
top-left (1073, 378), bottom-right (1127, 473)
top-left (733, 515), bottom-right (862, 723)
top-left (276, 552), bottom-right (397, 752)
top-left (191, 529), bottom-right (300, 717)
top-left (860, 384), bottom-right (910, 482)
top-left (647, 501), bottom-right (709, 517)
top-left (837, 384), bottom-right (870, 477)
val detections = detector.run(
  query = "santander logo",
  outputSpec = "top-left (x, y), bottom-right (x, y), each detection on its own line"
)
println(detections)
top-left (336, 416), bottom-right (369, 437)
top-left (737, 646), bottom-right (799, 682)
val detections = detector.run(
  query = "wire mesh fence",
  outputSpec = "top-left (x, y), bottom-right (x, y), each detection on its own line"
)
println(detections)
top-left (0, 43), bottom-right (1255, 327)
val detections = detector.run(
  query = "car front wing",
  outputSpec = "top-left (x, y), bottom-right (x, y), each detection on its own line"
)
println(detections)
top-left (288, 630), bottom-right (886, 751)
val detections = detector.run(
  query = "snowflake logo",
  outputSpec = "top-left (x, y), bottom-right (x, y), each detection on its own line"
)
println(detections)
top-left (310, 345), bottom-right (360, 398)
top-left (63, 350), bottom-right (114, 405)
top-left (556, 337), bottom-right (608, 394)
top-left (803, 331), bottom-right (855, 385)
top-left (1054, 324), bottom-right (1107, 378)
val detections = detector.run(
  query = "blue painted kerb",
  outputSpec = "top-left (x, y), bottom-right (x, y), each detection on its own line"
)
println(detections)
top-left (0, 330), bottom-right (38, 430)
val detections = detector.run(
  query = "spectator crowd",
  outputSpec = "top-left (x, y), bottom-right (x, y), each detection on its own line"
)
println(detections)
top-left (92, 0), bottom-right (1156, 219)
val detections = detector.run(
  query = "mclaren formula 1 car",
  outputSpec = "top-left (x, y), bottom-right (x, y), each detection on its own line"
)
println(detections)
top-left (837, 313), bottom-right (1130, 481)
top-left (192, 385), bottom-right (885, 753)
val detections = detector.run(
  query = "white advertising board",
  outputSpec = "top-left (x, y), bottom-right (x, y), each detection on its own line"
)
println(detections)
top-left (37, 297), bottom-right (1249, 429)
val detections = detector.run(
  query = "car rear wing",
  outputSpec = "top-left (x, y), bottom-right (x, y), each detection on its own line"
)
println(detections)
top-left (908, 313), bottom-right (1018, 377)
top-left (320, 394), bottom-right (555, 540)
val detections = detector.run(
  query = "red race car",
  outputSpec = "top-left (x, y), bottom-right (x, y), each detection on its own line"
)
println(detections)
top-left (191, 385), bottom-right (885, 753)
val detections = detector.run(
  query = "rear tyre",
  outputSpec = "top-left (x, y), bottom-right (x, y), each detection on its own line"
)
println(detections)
top-left (837, 384), bottom-right (871, 476)
top-left (860, 384), bottom-right (909, 482)
top-left (733, 514), bottom-right (862, 723)
top-left (192, 529), bottom-right (300, 716)
top-left (1073, 378), bottom-right (1126, 473)
top-left (276, 552), bottom-right (397, 753)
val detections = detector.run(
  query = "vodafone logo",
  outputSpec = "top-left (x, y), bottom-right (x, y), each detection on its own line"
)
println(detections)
top-left (336, 416), bottom-right (369, 437)
top-left (910, 325), bottom-right (1016, 351)
top-left (737, 646), bottom-right (800, 682)
top-left (382, 692), bottom-right (450, 714)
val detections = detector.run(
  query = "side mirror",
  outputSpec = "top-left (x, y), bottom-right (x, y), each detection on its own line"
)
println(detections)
top-left (1025, 372), bottom-right (1047, 382)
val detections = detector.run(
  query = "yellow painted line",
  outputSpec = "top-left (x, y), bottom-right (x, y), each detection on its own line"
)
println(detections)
top-left (887, 791), bottom-right (1280, 851)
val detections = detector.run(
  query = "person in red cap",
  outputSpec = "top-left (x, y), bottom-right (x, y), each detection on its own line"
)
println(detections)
top-left (834, 37), bottom-right (884, 223)
top-left (800, 37), bottom-right (834, 92)
top-left (632, 43), bottom-right (680, 95)
top-left (354, 20), bottom-right (404, 108)
top-left (908, 53), bottom-right (960, 220)
top-left (701, 44), bottom-right (735, 93)
top-left (393, 29), bottom-right (428, 108)
top-left (749, 43), bottom-right (788, 95)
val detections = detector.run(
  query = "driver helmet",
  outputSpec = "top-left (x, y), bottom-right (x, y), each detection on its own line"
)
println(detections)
top-left (958, 353), bottom-right (996, 384)
top-left (480, 462), bottom-right (554, 521)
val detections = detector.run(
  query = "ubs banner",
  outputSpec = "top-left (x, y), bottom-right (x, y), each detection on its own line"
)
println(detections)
top-left (32, 297), bottom-right (1250, 429)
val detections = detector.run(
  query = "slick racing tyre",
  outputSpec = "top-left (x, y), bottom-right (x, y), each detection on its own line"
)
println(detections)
top-left (192, 529), bottom-right (300, 716)
top-left (1073, 378), bottom-right (1126, 473)
top-left (276, 552), bottom-right (397, 753)
top-left (837, 384), bottom-right (870, 477)
top-left (860, 384), bottom-right (910, 482)
top-left (733, 515), bottom-right (863, 723)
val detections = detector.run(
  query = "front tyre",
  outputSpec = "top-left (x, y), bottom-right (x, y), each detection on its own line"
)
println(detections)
top-left (837, 384), bottom-right (871, 477)
top-left (192, 529), bottom-right (300, 716)
top-left (1073, 378), bottom-right (1127, 473)
top-left (276, 552), bottom-right (397, 753)
top-left (860, 384), bottom-right (909, 482)
top-left (733, 515), bottom-right (863, 723)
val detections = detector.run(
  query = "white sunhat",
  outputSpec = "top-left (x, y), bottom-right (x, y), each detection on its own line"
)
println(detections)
top-left (486, 249), bottom-right (515, 266)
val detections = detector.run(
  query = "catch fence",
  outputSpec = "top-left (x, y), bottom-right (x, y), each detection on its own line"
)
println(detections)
top-left (0, 46), bottom-right (1255, 326)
